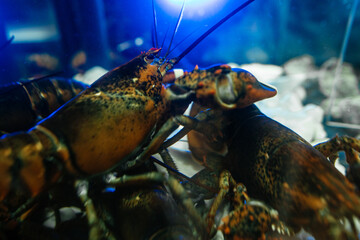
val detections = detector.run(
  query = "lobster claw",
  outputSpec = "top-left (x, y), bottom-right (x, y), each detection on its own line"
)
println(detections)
top-left (169, 64), bottom-right (277, 110)
top-left (214, 68), bottom-right (277, 109)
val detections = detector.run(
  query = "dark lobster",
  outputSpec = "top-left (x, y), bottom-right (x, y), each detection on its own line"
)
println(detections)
top-left (183, 102), bottom-right (360, 239)
top-left (1, 61), bottom-right (281, 240)
top-left (0, 0), bottom-right (258, 233)
top-left (156, 66), bottom-right (286, 239)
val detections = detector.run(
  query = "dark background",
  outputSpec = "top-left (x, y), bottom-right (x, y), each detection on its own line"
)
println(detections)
top-left (0, 0), bottom-right (359, 84)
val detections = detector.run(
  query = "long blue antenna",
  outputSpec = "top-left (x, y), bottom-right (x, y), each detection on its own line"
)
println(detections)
top-left (164, 0), bottom-right (185, 58)
top-left (174, 0), bottom-right (255, 65)
top-left (152, 0), bottom-right (159, 48)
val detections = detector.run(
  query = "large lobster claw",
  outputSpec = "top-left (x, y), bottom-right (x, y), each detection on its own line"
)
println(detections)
top-left (168, 64), bottom-right (277, 110)
top-left (214, 67), bottom-right (277, 109)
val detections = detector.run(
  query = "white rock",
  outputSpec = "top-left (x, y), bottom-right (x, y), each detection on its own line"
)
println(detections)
top-left (318, 58), bottom-right (359, 98)
top-left (338, 96), bottom-right (360, 125)
top-left (283, 54), bottom-right (317, 77)
top-left (321, 96), bottom-right (360, 125)
top-left (257, 102), bottom-right (326, 142)
top-left (228, 62), bottom-right (283, 83)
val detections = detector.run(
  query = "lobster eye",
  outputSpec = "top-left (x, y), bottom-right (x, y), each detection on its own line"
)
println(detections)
top-left (147, 54), bottom-right (155, 59)
top-left (144, 54), bottom-right (156, 63)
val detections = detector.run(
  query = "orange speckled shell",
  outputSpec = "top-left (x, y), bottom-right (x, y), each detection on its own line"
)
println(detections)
top-left (40, 55), bottom-right (169, 175)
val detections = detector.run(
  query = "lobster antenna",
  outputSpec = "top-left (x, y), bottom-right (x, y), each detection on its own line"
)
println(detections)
top-left (174, 0), bottom-right (255, 65)
top-left (152, 27), bottom-right (156, 48)
top-left (0, 35), bottom-right (15, 51)
top-left (160, 25), bottom-right (170, 50)
top-left (164, 0), bottom-right (185, 58)
top-left (167, 25), bottom-right (202, 56)
top-left (152, 0), bottom-right (159, 48)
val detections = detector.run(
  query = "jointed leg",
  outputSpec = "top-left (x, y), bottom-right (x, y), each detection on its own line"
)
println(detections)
top-left (125, 111), bottom-right (221, 170)
top-left (314, 135), bottom-right (360, 189)
top-left (75, 180), bottom-right (116, 240)
top-left (206, 170), bottom-right (243, 234)
top-left (162, 109), bottom-right (223, 149)
top-left (208, 171), bottom-right (290, 239)
top-left (314, 135), bottom-right (360, 165)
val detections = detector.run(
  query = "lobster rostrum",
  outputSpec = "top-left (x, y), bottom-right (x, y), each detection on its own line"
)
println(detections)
top-left (0, 0), bottom-right (257, 226)
top-left (182, 102), bottom-right (360, 239)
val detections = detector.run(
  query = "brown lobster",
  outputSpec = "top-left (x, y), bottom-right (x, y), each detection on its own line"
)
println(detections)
top-left (0, 0), bottom-right (259, 233)
top-left (182, 102), bottom-right (360, 239)
top-left (156, 66), bottom-right (285, 239)
top-left (0, 61), bottom-right (278, 239)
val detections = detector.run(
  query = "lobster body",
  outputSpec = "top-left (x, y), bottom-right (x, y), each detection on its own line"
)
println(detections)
top-left (0, 49), bottom-right (177, 206)
top-left (0, 1), bottom-right (262, 235)
top-left (224, 106), bottom-right (360, 232)
top-left (188, 104), bottom-right (360, 239)
top-left (1, 54), bottom-right (270, 223)
top-left (39, 53), bottom-right (172, 176)
top-left (0, 77), bottom-right (88, 133)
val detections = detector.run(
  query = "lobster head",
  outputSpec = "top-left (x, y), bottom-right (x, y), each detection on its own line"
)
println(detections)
top-left (139, 48), bottom-right (177, 77)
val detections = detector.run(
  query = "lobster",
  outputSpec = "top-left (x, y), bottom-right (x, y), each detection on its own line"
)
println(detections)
top-left (0, 0), bottom-right (257, 233)
top-left (179, 101), bottom-right (360, 239)
top-left (0, 62), bottom-right (275, 240)
top-left (0, 77), bottom-right (88, 134)
top-left (153, 66), bottom-right (290, 239)
top-left (0, 62), bottom-right (278, 240)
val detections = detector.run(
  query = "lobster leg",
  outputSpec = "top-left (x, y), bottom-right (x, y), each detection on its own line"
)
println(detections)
top-left (158, 148), bottom-right (181, 179)
top-left (126, 111), bottom-right (222, 170)
top-left (75, 180), bottom-right (116, 240)
top-left (211, 171), bottom-right (290, 240)
top-left (124, 116), bottom-right (181, 170)
top-left (314, 136), bottom-right (360, 190)
top-left (156, 149), bottom-right (220, 201)
top-left (314, 135), bottom-right (360, 164)
top-left (205, 170), bottom-right (239, 235)
top-left (161, 108), bottom-right (222, 149)
top-left (181, 168), bottom-right (220, 201)
top-left (174, 114), bottom-right (223, 144)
